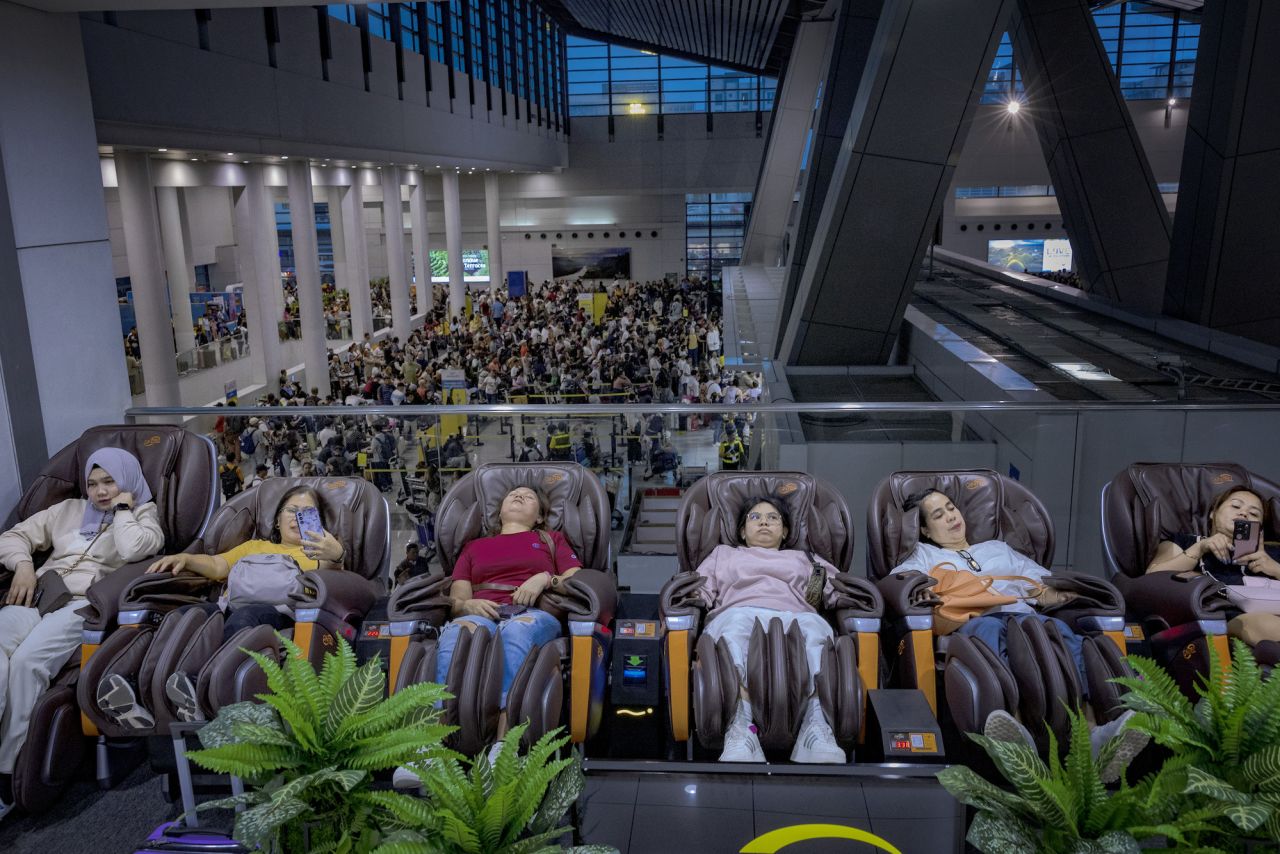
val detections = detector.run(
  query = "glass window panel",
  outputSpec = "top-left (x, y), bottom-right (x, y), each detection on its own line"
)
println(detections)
top-left (368, 3), bottom-right (392, 40)
top-left (328, 4), bottom-right (356, 25)
top-left (399, 5), bottom-right (420, 52)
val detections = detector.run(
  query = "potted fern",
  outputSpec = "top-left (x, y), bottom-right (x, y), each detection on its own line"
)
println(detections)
top-left (937, 708), bottom-right (1221, 853)
top-left (1112, 639), bottom-right (1280, 849)
top-left (374, 722), bottom-right (615, 854)
top-left (185, 636), bottom-right (457, 853)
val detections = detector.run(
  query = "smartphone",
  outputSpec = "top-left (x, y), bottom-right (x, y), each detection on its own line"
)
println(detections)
top-left (1233, 519), bottom-right (1263, 563)
top-left (295, 506), bottom-right (325, 546)
top-left (497, 604), bottom-right (528, 620)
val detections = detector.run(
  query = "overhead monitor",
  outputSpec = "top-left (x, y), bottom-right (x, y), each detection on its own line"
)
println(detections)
top-left (986, 238), bottom-right (1073, 273)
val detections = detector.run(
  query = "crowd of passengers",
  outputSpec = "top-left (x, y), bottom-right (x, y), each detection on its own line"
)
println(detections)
top-left (2, 446), bottom-right (1278, 819)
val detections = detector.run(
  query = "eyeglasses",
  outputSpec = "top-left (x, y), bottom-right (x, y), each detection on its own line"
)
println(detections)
top-left (956, 549), bottom-right (982, 573)
top-left (748, 512), bottom-right (782, 524)
top-left (282, 505), bottom-right (312, 515)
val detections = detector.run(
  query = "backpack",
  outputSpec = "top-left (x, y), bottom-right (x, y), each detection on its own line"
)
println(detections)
top-left (239, 429), bottom-right (256, 455)
top-left (222, 553), bottom-right (307, 614)
top-left (220, 465), bottom-right (242, 497)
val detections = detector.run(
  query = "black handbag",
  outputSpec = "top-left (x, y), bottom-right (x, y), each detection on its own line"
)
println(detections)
top-left (0, 568), bottom-right (74, 616)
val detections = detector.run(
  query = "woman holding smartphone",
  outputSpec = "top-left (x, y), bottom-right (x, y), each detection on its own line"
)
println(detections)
top-left (1146, 486), bottom-right (1280, 648)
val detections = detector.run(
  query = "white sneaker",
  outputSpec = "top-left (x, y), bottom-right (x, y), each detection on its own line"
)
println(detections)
top-left (790, 717), bottom-right (845, 764)
top-left (1090, 710), bottom-right (1137, 756)
top-left (719, 722), bottom-right (765, 762)
top-left (392, 765), bottom-right (425, 790)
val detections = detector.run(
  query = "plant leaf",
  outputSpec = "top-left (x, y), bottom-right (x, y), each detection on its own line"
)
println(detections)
top-left (1183, 766), bottom-right (1250, 805)
top-left (965, 811), bottom-right (1039, 854)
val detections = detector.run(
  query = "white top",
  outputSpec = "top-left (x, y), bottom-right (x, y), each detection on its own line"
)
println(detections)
top-left (890, 540), bottom-right (1051, 614)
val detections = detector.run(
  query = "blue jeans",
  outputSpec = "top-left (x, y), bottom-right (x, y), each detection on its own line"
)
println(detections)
top-left (435, 609), bottom-right (561, 706)
top-left (957, 612), bottom-right (1088, 692)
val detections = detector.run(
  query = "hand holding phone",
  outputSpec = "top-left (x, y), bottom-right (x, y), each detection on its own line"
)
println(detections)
top-left (1233, 519), bottom-right (1262, 564)
top-left (296, 507), bottom-right (326, 548)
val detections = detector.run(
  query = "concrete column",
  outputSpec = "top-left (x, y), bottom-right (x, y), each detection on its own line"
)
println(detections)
top-left (484, 172), bottom-right (504, 291)
top-left (156, 186), bottom-right (197, 353)
top-left (325, 184), bottom-right (350, 341)
top-left (0, 2), bottom-right (129, 513)
top-left (409, 174), bottom-right (431, 313)
top-left (1012, 0), bottom-right (1171, 312)
top-left (116, 151), bottom-right (181, 406)
top-left (441, 170), bottom-right (465, 318)
top-left (779, 0), bottom-right (1014, 365)
top-left (339, 177), bottom-right (372, 344)
top-left (1165, 0), bottom-right (1280, 346)
top-left (232, 165), bottom-right (284, 390)
top-left (381, 166), bottom-right (412, 340)
top-left (285, 159), bottom-right (329, 397)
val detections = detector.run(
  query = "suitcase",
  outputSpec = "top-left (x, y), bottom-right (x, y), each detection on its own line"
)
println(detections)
top-left (134, 821), bottom-right (248, 852)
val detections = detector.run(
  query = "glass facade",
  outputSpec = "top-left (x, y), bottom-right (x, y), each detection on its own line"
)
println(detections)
top-left (981, 2), bottom-right (1200, 104)
top-left (567, 35), bottom-right (777, 117)
top-left (325, 1), bottom-right (564, 126)
top-left (686, 193), bottom-right (752, 284)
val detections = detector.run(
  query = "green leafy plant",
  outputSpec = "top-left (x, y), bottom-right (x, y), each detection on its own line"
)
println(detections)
top-left (1112, 639), bottom-right (1280, 848)
top-left (372, 722), bottom-right (614, 854)
top-left (185, 635), bottom-right (457, 854)
top-left (937, 708), bottom-right (1225, 853)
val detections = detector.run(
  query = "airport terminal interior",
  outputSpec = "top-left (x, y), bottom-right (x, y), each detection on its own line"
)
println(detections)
top-left (0, 0), bottom-right (1279, 851)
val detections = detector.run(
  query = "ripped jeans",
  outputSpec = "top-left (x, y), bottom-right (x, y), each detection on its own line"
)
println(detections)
top-left (435, 609), bottom-right (562, 706)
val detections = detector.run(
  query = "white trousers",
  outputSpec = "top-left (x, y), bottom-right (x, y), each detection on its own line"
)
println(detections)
top-left (0, 602), bottom-right (84, 774)
top-left (704, 606), bottom-right (833, 700)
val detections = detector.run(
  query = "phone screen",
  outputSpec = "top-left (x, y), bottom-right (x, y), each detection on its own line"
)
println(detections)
top-left (295, 507), bottom-right (325, 546)
top-left (1233, 520), bottom-right (1262, 563)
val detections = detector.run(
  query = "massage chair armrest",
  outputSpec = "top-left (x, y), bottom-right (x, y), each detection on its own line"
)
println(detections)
top-left (875, 571), bottom-right (940, 619)
top-left (659, 571), bottom-right (708, 633)
top-left (1034, 572), bottom-right (1125, 624)
top-left (292, 569), bottom-right (379, 625)
top-left (830, 572), bottom-right (884, 634)
top-left (387, 571), bottom-right (452, 626)
top-left (541, 568), bottom-right (617, 627)
top-left (77, 560), bottom-right (157, 633)
top-left (1117, 570), bottom-right (1231, 625)
top-left (113, 568), bottom-right (221, 623)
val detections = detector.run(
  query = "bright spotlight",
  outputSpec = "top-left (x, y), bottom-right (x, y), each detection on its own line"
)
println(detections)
top-left (1006, 99), bottom-right (1022, 115)
top-left (1168, 98), bottom-right (1177, 106)
top-left (628, 102), bottom-right (646, 115)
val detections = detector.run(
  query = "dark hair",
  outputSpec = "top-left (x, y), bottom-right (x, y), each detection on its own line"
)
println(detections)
top-left (270, 485), bottom-right (323, 544)
top-left (736, 494), bottom-right (791, 548)
top-left (486, 484), bottom-right (553, 536)
top-left (1207, 486), bottom-right (1269, 529)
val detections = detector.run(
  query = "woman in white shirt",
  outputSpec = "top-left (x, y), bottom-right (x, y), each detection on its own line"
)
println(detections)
top-left (0, 448), bottom-right (164, 816)
top-left (890, 489), bottom-right (1086, 682)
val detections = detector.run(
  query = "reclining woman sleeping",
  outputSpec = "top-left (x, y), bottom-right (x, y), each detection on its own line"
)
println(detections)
top-left (0, 449), bottom-right (163, 818)
top-left (1145, 486), bottom-right (1280, 654)
top-left (695, 494), bottom-right (846, 764)
top-left (98, 484), bottom-right (346, 725)
top-left (435, 484), bottom-right (582, 718)
top-left (890, 488), bottom-right (1088, 684)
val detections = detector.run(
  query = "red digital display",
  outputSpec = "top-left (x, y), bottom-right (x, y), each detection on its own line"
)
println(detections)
top-left (893, 739), bottom-right (911, 750)
top-left (364, 628), bottom-right (381, 638)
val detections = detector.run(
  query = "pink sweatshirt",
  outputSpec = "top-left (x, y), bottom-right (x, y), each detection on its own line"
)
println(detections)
top-left (695, 544), bottom-right (837, 622)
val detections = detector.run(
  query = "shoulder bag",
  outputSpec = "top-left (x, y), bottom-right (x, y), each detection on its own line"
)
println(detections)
top-left (222, 552), bottom-right (306, 615)
top-left (927, 562), bottom-right (1038, 636)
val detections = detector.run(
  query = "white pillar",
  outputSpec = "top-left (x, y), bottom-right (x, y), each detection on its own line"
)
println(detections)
top-left (340, 177), bottom-right (372, 344)
top-left (286, 159), bottom-right (330, 397)
top-left (233, 165), bottom-right (284, 390)
top-left (325, 184), bottom-right (350, 341)
top-left (115, 151), bottom-right (181, 407)
top-left (156, 186), bottom-right (197, 354)
top-left (442, 169), bottom-right (465, 318)
top-left (381, 166), bottom-right (412, 341)
top-left (484, 172), bottom-right (504, 293)
top-left (409, 174), bottom-right (431, 313)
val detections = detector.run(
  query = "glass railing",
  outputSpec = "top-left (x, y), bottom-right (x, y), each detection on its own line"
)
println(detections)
top-left (124, 400), bottom-right (1280, 583)
top-left (174, 330), bottom-right (251, 376)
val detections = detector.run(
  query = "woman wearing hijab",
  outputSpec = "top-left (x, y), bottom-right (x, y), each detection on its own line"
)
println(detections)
top-left (0, 448), bottom-right (163, 818)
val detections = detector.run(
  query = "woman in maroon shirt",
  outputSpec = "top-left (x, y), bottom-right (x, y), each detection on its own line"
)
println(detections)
top-left (437, 485), bottom-right (582, 707)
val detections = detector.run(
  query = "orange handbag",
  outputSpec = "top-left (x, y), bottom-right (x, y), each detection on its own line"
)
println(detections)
top-left (926, 562), bottom-right (1037, 636)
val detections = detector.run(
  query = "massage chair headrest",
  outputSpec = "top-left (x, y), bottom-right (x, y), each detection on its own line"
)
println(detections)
top-left (866, 469), bottom-right (1053, 580)
top-left (435, 462), bottom-right (611, 573)
top-left (1103, 462), bottom-right (1280, 579)
top-left (14, 424), bottom-right (218, 553)
top-left (675, 471), bottom-right (854, 575)
top-left (200, 477), bottom-right (390, 581)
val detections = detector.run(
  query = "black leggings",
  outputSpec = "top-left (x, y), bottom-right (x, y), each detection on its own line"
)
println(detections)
top-left (185, 602), bottom-right (294, 643)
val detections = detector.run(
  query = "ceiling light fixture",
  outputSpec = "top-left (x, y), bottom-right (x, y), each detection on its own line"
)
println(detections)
top-left (157, 148), bottom-right (168, 152)
top-left (1005, 99), bottom-right (1022, 115)
top-left (281, 155), bottom-right (289, 160)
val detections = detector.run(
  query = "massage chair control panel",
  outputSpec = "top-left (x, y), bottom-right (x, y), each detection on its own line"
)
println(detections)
top-left (866, 689), bottom-right (945, 762)
top-left (611, 619), bottom-right (661, 707)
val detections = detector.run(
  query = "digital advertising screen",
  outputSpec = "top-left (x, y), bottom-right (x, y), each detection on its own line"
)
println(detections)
top-left (986, 238), bottom-right (1073, 273)
top-left (429, 249), bottom-right (490, 282)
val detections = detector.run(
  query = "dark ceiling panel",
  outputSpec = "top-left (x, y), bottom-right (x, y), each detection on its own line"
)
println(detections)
top-left (550, 0), bottom-right (817, 75)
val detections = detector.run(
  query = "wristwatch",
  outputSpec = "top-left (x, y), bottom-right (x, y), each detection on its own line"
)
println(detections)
top-left (113, 502), bottom-right (132, 512)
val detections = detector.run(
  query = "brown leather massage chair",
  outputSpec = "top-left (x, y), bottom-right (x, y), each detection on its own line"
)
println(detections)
top-left (78, 476), bottom-right (388, 739)
top-left (659, 471), bottom-right (883, 758)
top-left (1, 424), bottom-right (218, 813)
top-left (384, 462), bottom-right (616, 756)
top-left (1101, 462), bottom-right (1280, 693)
top-left (866, 470), bottom-right (1133, 755)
